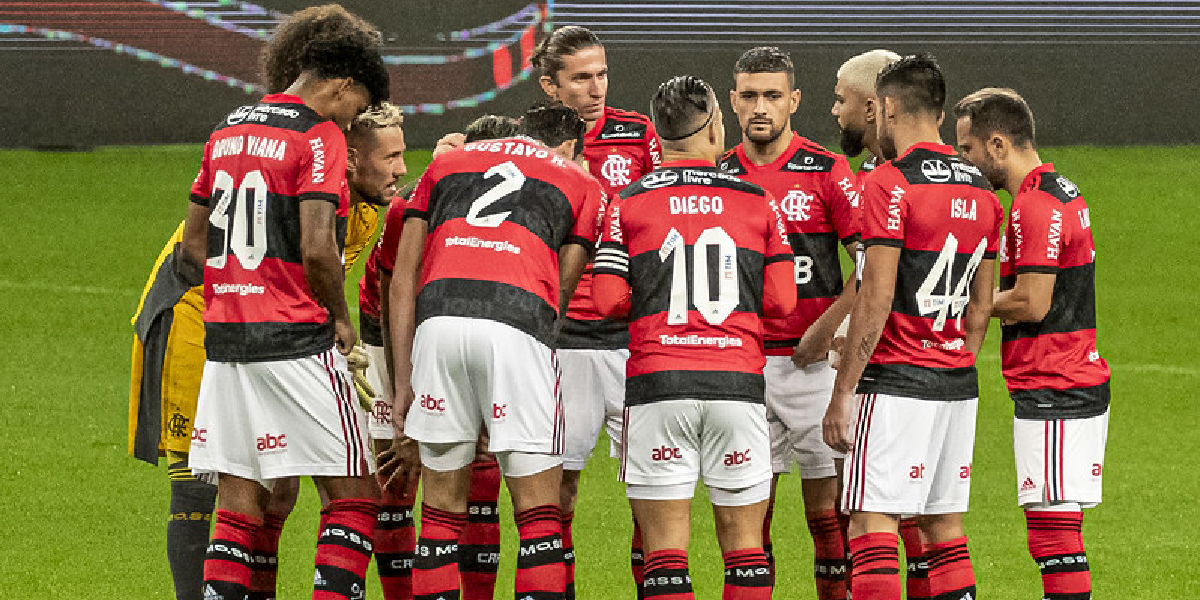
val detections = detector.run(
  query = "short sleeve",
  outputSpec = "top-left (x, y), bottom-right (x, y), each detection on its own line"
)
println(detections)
top-left (189, 140), bottom-right (213, 206)
top-left (1010, 192), bottom-right (1061, 273)
top-left (764, 191), bottom-right (795, 265)
top-left (592, 194), bottom-right (630, 280)
top-left (298, 121), bottom-right (348, 204)
top-left (862, 169), bottom-right (906, 248)
top-left (826, 155), bottom-right (863, 245)
top-left (565, 174), bottom-right (605, 249)
top-left (376, 196), bottom-right (407, 275)
top-left (405, 162), bottom-right (438, 221)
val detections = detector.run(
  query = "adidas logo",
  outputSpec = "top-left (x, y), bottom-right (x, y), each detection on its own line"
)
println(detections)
top-left (1020, 477), bottom-right (1037, 492)
top-left (203, 585), bottom-right (223, 600)
top-left (313, 568), bottom-right (327, 587)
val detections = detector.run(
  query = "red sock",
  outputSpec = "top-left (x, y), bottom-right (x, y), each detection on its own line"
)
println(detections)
top-left (413, 504), bottom-right (466, 600)
top-left (899, 517), bottom-right (930, 599)
top-left (561, 511), bottom-right (576, 600)
top-left (806, 511), bottom-right (848, 600)
top-left (761, 502), bottom-right (775, 587)
top-left (376, 482), bottom-right (416, 600)
top-left (722, 548), bottom-right (771, 600)
top-left (643, 549), bottom-right (693, 599)
top-left (314, 498), bottom-right (378, 600)
top-left (837, 511), bottom-right (852, 592)
top-left (461, 459), bottom-right (502, 600)
top-left (631, 522), bottom-right (646, 599)
top-left (1027, 510), bottom-right (1091, 600)
top-left (204, 509), bottom-right (261, 600)
top-left (514, 504), bottom-right (565, 599)
top-left (926, 536), bottom-right (975, 600)
top-left (248, 512), bottom-right (286, 600)
top-left (849, 532), bottom-right (901, 600)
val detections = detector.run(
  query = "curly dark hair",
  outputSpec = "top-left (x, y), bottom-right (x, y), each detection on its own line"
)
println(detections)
top-left (260, 4), bottom-right (390, 105)
top-left (733, 46), bottom-right (795, 88)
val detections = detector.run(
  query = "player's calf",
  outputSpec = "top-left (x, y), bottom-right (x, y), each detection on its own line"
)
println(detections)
top-left (1026, 504), bottom-right (1091, 600)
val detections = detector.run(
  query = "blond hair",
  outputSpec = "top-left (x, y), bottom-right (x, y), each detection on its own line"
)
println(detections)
top-left (836, 49), bottom-right (901, 96)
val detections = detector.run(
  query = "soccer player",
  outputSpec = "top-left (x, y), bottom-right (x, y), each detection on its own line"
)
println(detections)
top-left (954, 87), bottom-right (1110, 600)
top-left (532, 26), bottom-right (661, 593)
top-left (387, 102), bottom-right (603, 600)
top-left (362, 114), bottom-right (518, 600)
top-left (719, 46), bottom-right (860, 599)
top-left (822, 54), bottom-right (1003, 600)
top-left (176, 10), bottom-right (390, 599)
top-left (592, 75), bottom-right (796, 600)
top-left (831, 49), bottom-right (901, 181)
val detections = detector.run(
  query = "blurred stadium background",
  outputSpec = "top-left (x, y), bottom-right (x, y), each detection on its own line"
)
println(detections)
top-left (2, 1), bottom-right (1198, 598)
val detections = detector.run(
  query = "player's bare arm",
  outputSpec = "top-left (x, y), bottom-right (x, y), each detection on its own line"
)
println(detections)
top-left (823, 244), bottom-right (899, 453)
top-left (993, 272), bottom-right (1055, 322)
top-left (557, 242), bottom-right (591, 316)
top-left (378, 268), bottom-right (396, 399)
top-left (794, 240), bottom-right (859, 368)
top-left (299, 198), bottom-right (356, 354)
top-left (379, 216), bottom-right (426, 492)
top-left (963, 258), bottom-right (997, 357)
top-left (178, 202), bottom-right (210, 287)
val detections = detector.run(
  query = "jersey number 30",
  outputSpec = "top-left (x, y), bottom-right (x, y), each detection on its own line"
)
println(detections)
top-left (207, 169), bottom-right (268, 270)
top-left (660, 226), bottom-right (739, 325)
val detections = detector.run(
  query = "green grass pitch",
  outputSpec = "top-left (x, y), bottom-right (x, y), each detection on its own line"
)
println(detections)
top-left (0, 144), bottom-right (1196, 598)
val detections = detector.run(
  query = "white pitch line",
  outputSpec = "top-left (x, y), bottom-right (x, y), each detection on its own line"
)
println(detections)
top-left (0, 280), bottom-right (137, 296)
top-left (978, 352), bottom-right (1199, 377)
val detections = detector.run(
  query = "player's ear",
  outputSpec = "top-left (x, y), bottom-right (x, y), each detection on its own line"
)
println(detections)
top-left (790, 88), bottom-right (800, 115)
top-left (538, 75), bottom-right (558, 98)
top-left (988, 133), bottom-right (1007, 160)
top-left (346, 146), bottom-right (359, 174)
top-left (865, 97), bottom-right (876, 124)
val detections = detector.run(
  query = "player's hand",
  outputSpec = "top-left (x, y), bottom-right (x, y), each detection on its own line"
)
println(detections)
top-left (822, 392), bottom-right (855, 454)
top-left (391, 380), bottom-right (415, 435)
top-left (432, 132), bottom-right (466, 157)
top-left (828, 335), bottom-right (847, 370)
top-left (378, 435), bottom-right (421, 493)
top-left (792, 329), bottom-right (832, 369)
top-left (334, 318), bottom-right (358, 356)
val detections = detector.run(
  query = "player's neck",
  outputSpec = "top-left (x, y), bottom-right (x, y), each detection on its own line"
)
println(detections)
top-left (891, 120), bottom-right (943, 159)
top-left (742, 129), bottom-right (794, 166)
top-left (662, 148), bottom-right (715, 165)
top-left (1005, 150), bottom-right (1045, 194)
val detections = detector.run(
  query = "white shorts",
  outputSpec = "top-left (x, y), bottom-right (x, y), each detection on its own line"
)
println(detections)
top-left (558, 348), bottom-right (628, 470)
top-left (843, 394), bottom-right (977, 516)
top-left (189, 348), bottom-right (374, 486)
top-left (764, 356), bottom-right (844, 478)
top-left (1014, 409), bottom-right (1108, 508)
top-left (619, 399), bottom-right (771, 491)
top-left (404, 316), bottom-right (564, 456)
top-left (363, 343), bottom-right (396, 440)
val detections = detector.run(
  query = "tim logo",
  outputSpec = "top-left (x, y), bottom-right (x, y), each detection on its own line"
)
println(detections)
top-left (601, 154), bottom-right (633, 188)
top-left (256, 433), bottom-right (287, 451)
top-left (920, 159), bottom-right (952, 183)
top-left (959, 463), bottom-right (972, 479)
top-left (723, 449), bottom-right (751, 466)
top-left (780, 189), bottom-right (813, 221)
top-left (909, 463), bottom-right (926, 479)
top-left (191, 428), bottom-right (208, 443)
top-left (419, 394), bottom-right (446, 413)
top-left (372, 400), bottom-right (391, 424)
top-left (651, 446), bottom-right (682, 461)
top-left (492, 404), bottom-right (508, 419)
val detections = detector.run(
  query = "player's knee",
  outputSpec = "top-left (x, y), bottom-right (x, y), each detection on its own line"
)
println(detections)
top-left (915, 513), bottom-right (965, 543)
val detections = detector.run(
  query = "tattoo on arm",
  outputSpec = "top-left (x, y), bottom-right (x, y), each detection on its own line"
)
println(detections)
top-left (857, 328), bottom-right (881, 361)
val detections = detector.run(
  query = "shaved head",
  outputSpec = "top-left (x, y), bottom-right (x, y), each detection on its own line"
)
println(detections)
top-left (836, 49), bottom-right (901, 95)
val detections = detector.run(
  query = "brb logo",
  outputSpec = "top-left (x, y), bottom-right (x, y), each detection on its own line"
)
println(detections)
top-left (419, 394), bottom-right (446, 413)
top-left (191, 428), bottom-right (208, 443)
top-left (256, 433), bottom-right (287, 451)
top-left (601, 154), bottom-right (633, 188)
top-left (723, 449), bottom-right (751, 466)
top-left (493, 404), bottom-right (508, 419)
top-left (651, 446), bottom-right (682, 461)
top-left (780, 189), bottom-right (813, 221)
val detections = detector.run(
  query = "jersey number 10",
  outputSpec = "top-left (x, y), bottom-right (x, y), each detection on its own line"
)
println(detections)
top-left (207, 169), bottom-right (268, 270)
top-left (660, 226), bottom-right (739, 326)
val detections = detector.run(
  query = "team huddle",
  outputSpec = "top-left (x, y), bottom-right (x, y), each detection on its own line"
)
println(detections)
top-left (128, 5), bottom-right (1110, 600)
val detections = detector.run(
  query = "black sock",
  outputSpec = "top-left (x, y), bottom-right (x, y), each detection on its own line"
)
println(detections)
top-left (167, 473), bottom-right (218, 600)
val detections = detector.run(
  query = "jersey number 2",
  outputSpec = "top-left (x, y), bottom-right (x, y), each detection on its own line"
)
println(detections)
top-left (660, 226), bottom-right (739, 325)
top-left (466, 161), bottom-right (524, 227)
top-left (208, 169), bottom-right (268, 270)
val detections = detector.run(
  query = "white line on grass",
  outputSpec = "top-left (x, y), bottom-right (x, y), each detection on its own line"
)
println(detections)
top-left (978, 353), bottom-right (1198, 376)
top-left (0, 280), bottom-right (137, 296)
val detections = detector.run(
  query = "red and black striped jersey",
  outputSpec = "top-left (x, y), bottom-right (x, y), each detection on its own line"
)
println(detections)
top-left (560, 106), bottom-right (662, 350)
top-left (189, 93), bottom-right (349, 362)
top-left (592, 160), bottom-right (796, 406)
top-left (406, 136), bottom-right (605, 347)
top-left (720, 133), bottom-right (861, 354)
top-left (357, 194), bottom-right (405, 346)
top-left (1000, 164), bottom-right (1110, 419)
top-left (859, 143), bottom-right (1003, 400)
